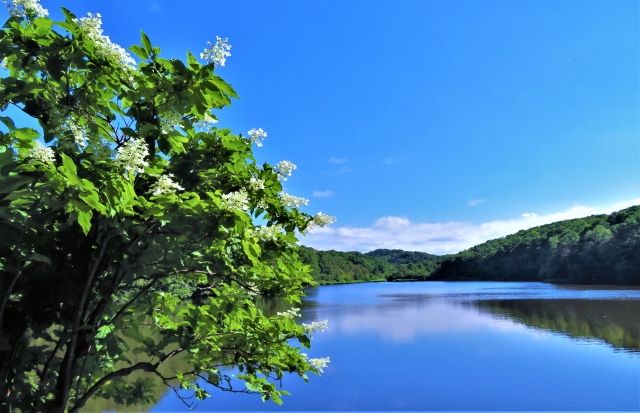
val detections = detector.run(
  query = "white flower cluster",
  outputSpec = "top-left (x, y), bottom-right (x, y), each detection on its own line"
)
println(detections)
top-left (200, 36), bottom-right (231, 68)
top-left (66, 121), bottom-right (87, 147)
top-left (28, 141), bottom-right (55, 164)
top-left (277, 308), bottom-right (300, 319)
top-left (152, 174), bottom-right (185, 196)
top-left (0, 60), bottom-right (7, 70)
top-left (280, 192), bottom-right (309, 208)
top-left (250, 224), bottom-right (283, 242)
top-left (3, 0), bottom-right (48, 18)
top-left (160, 112), bottom-right (183, 134)
top-left (222, 188), bottom-right (249, 211)
top-left (247, 128), bottom-right (267, 147)
top-left (302, 320), bottom-right (328, 333)
top-left (256, 198), bottom-right (269, 210)
top-left (248, 177), bottom-right (265, 191)
top-left (275, 160), bottom-right (296, 181)
top-left (305, 212), bottom-right (337, 233)
top-left (244, 281), bottom-right (259, 297)
top-left (308, 356), bottom-right (330, 373)
top-left (115, 137), bottom-right (149, 173)
top-left (76, 13), bottom-right (137, 70)
top-left (195, 112), bottom-right (218, 131)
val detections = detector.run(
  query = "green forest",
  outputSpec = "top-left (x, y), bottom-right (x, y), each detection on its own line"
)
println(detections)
top-left (301, 205), bottom-right (640, 285)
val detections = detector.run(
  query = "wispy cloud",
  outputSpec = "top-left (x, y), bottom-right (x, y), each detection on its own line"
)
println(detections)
top-left (384, 158), bottom-right (398, 165)
top-left (329, 157), bottom-right (347, 164)
top-left (467, 199), bottom-right (486, 206)
top-left (148, 1), bottom-right (161, 11)
top-left (323, 167), bottom-right (352, 175)
top-left (313, 190), bottom-right (334, 198)
top-left (302, 198), bottom-right (640, 255)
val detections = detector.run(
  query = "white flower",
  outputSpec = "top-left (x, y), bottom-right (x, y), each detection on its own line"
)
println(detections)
top-left (308, 357), bottom-right (330, 373)
top-left (75, 13), bottom-right (137, 70)
top-left (244, 281), bottom-right (259, 297)
top-left (195, 112), bottom-right (218, 131)
top-left (115, 137), bottom-right (149, 173)
top-left (275, 160), bottom-right (296, 181)
top-left (200, 36), bottom-right (231, 68)
top-left (305, 211), bottom-right (336, 232)
top-left (302, 320), bottom-right (328, 333)
top-left (257, 198), bottom-right (269, 209)
top-left (222, 188), bottom-right (249, 211)
top-left (151, 174), bottom-right (185, 196)
top-left (28, 141), bottom-right (55, 164)
top-left (250, 224), bottom-right (282, 242)
top-left (277, 308), bottom-right (300, 319)
top-left (279, 192), bottom-right (308, 208)
top-left (248, 177), bottom-right (265, 191)
top-left (66, 121), bottom-right (87, 147)
top-left (247, 128), bottom-right (267, 147)
top-left (160, 111), bottom-right (182, 134)
top-left (312, 212), bottom-right (336, 227)
top-left (3, 0), bottom-right (48, 17)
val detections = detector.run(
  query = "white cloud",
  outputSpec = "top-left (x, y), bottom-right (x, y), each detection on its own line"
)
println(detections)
top-left (384, 158), bottom-right (398, 165)
top-left (302, 198), bottom-right (640, 255)
top-left (467, 199), bottom-right (486, 206)
top-left (329, 157), bottom-right (347, 164)
top-left (313, 190), bottom-right (334, 198)
top-left (323, 167), bottom-right (352, 175)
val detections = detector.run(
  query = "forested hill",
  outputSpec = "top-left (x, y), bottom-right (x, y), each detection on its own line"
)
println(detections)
top-left (300, 206), bottom-right (640, 285)
top-left (297, 248), bottom-right (396, 284)
top-left (429, 205), bottom-right (640, 285)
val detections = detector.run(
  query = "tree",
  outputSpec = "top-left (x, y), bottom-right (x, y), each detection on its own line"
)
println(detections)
top-left (0, 1), bottom-right (334, 411)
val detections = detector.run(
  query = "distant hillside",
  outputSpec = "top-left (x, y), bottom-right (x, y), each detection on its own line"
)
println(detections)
top-left (429, 205), bottom-right (640, 285)
top-left (364, 249), bottom-right (444, 281)
top-left (298, 247), bottom-right (395, 284)
top-left (300, 206), bottom-right (640, 285)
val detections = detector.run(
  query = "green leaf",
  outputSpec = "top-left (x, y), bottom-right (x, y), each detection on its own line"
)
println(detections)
top-left (59, 153), bottom-right (83, 185)
top-left (187, 51), bottom-right (200, 69)
top-left (96, 324), bottom-right (115, 339)
top-left (140, 30), bottom-right (152, 53)
top-left (0, 116), bottom-right (16, 131)
top-left (60, 7), bottom-right (78, 23)
top-left (77, 207), bottom-right (92, 235)
top-left (31, 253), bottom-right (52, 265)
top-left (79, 192), bottom-right (106, 214)
top-left (13, 128), bottom-right (40, 141)
top-left (121, 328), bottom-right (145, 342)
top-left (129, 45), bottom-right (149, 60)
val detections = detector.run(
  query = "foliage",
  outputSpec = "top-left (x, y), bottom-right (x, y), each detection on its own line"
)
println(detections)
top-left (429, 206), bottom-right (640, 285)
top-left (0, 3), bottom-right (332, 412)
top-left (298, 247), bottom-right (394, 284)
top-left (365, 249), bottom-right (444, 281)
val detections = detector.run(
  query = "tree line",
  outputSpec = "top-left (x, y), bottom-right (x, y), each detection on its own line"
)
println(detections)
top-left (301, 206), bottom-right (640, 285)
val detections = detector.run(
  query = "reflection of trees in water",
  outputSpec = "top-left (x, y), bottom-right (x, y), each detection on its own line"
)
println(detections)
top-left (83, 294), bottom-right (319, 412)
top-left (477, 299), bottom-right (640, 352)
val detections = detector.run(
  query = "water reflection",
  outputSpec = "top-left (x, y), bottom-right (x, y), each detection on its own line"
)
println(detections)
top-left (327, 299), bottom-right (522, 342)
top-left (113, 282), bottom-right (640, 411)
top-left (476, 299), bottom-right (640, 352)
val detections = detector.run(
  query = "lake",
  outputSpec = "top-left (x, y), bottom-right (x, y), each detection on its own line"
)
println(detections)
top-left (152, 282), bottom-right (640, 412)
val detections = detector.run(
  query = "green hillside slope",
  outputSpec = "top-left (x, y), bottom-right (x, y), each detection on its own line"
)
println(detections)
top-left (429, 205), bottom-right (640, 285)
top-left (300, 206), bottom-right (640, 285)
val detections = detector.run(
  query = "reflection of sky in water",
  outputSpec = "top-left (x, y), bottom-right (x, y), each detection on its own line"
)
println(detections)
top-left (154, 282), bottom-right (640, 412)
top-left (303, 282), bottom-right (640, 342)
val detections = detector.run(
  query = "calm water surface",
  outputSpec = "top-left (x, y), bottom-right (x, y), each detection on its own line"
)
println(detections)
top-left (153, 282), bottom-right (640, 411)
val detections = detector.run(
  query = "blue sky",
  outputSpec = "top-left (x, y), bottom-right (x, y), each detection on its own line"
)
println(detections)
top-left (3, 0), bottom-right (639, 253)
